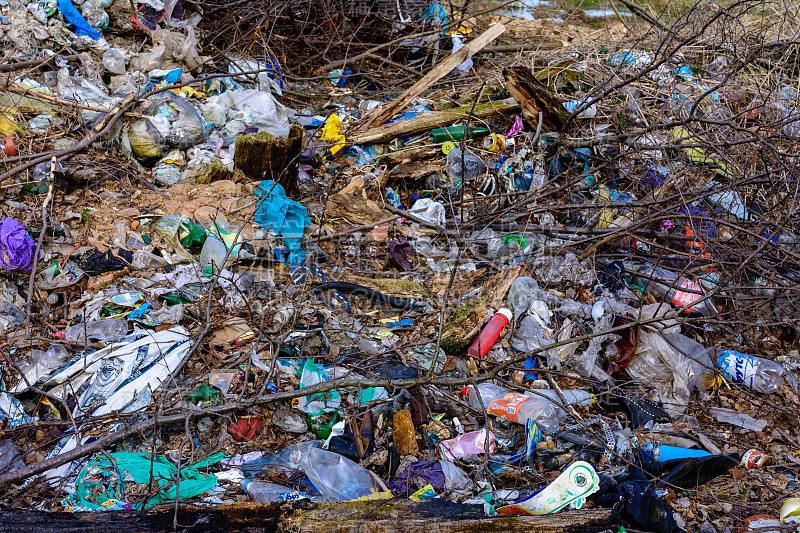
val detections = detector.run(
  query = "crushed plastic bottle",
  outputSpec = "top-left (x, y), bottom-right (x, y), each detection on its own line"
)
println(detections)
top-left (295, 446), bottom-right (376, 501)
top-left (242, 480), bottom-right (298, 503)
top-left (632, 263), bottom-right (718, 316)
top-left (64, 318), bottom-right (128, 343)
top-left (714, 349), bottom-right (799, 393)
top-left (445, 147), bottom-right (485, 182)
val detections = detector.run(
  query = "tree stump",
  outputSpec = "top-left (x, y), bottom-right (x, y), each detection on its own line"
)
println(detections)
top-left (233, 124), bottom-right (303, 197)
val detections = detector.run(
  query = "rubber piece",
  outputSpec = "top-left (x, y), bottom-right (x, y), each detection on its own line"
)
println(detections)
top-left (311, 281), bottom-right (423, 310)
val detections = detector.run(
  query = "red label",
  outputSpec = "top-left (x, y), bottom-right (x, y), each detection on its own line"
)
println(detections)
top-left (671, 279), bottom-right (702, 312)
top-left (487, 393), bottom-right (530, 423)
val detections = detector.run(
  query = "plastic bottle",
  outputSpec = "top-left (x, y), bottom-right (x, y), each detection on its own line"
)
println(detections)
top-left (467, 308), bottom-right (512, 358)
top-left (199, 234), bottom-right (229, 275)
top-left (64, 318), bottom-right (128, 343)
top-left (632, 263), bottom-right (717, 316)
top-left (463, 383), bottom-right (593, 434)
top-left (295, 447), bottom-right (375, 501)
top-left (429, 125), bottom-right (490, 143)
top-left (241, 440), bottom-right (319, 479)
top-left (445, 147), bottom-right (485, 182)
top-left (242, 480), bottom-right (295, 503)
top-left (463, 383), bottom-right (511, 410)
top-left (639, 443), bottom-right (712, 462)
top-left (713, 349), bottom-right (799, 393)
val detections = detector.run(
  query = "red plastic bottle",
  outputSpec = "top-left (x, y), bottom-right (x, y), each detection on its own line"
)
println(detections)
top-left (467, 308), bottom-right (512, 358)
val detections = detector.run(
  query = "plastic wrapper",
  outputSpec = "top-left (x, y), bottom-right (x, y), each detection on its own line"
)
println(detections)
top-left (0, 439), bottom-right (24, 474)
top-left (102, 48), bottom-right (126, 75)
top-left (127, 118), bottom-right (166, 163)
top-left (80, 0), bottom-right (108, 30)
top-left (626, 323), bottom-right (709, 415)
top-left (153, 149), bottom-right (186, 186)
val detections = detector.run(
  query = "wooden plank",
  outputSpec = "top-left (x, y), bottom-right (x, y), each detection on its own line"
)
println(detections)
top-left (351, 98), bottom-right (520, 145)
top-left (355, 23), bottom-right (506, 131)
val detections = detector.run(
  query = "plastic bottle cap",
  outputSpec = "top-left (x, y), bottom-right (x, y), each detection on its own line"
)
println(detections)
top-left (442, 141), bottom-right (455, 154)
top-left (497, 308), bottom-right (513, 321)
top-left (462, 385), bottom-right (473, 397)
top-left (242, 479), bottom-right (251, 490)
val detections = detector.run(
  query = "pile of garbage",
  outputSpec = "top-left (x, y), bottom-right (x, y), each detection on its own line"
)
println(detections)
top-left (1, 0), bottom-right (800, 531)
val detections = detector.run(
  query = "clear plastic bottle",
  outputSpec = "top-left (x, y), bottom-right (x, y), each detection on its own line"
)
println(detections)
top-left (64, 318), bottom-right (128, 343)
top-left (293, 447), bottom-right (375, 501)
top-left (445, 147), bottom-right (485, 182)
top-left (633, 263), bottom-right (717, 316)
top-left (242, 480), bottom-right (294, 503)
top-left (463, 383), bottom-right (510, 410)
top-left (199, 234), bottom-right (229, 276)
top-left (714, 349), bottom-right (798, 393)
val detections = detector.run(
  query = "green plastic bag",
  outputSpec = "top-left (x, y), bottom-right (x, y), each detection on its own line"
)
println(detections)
top-left (64, 452), bottom-right (224, 511)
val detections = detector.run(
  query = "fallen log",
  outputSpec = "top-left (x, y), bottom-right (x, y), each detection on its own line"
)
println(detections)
top-left (503, 66), bottom-right (570, 131)
top-left (0, 500), bottom-right (617, 533)
top-left (352, 98), bottom-right (520, 145)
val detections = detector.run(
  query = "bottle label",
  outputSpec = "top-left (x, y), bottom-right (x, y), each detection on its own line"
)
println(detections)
top-left (716, 350), bottom-right (757, 388)
top-left (671, 279), bottom-right (702, 312)
top-left (487, 393), bottom-right (530, 423)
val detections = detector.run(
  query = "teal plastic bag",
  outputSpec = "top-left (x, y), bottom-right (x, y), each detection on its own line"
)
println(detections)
top-left (64, 452), bottom-right (224, 511)
top-left (253, 180), bottom-right (311, 265)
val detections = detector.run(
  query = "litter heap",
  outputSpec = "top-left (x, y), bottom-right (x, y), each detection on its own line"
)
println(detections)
top-left (1, 0), bottom-right (800, 531)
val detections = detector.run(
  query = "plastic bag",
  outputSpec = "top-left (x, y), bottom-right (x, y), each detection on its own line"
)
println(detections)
top-left (64, 451), bottom-right (223, 511)
top-left (152, 149), bottom-right (186, 186)
top-left (0, 218), bottom-right (37, 273)
top-left (408, 198), bottom-right (446, 227)
top-left (207, 89), bottom-right (292, 138)
top-left (127, 118), bottom-right (166, 163)
top-left (253, 180), bottom-right (311, 265)
top-left (296, 359), bottom-right (341, 416)
top-left (164, 93), bottom-right (207, 149)
top-left (627, 325), bottom-right (708, 415)
top-left (80, 0), bottom-right (107, 31)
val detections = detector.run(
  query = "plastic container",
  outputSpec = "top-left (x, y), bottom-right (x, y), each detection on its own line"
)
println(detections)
top-left (633, 263), bottom-right (717, 316)
top-left (242, 480), bottom-right (295, 503)
top-left (486, 391), bottom-right (566, 434)
top-left (64, 318), bottom-right (128, 343)
top-left (467, 308), bottom-right (512, 358)
top-left (241, 440), bottom-right (319, 479)
top-left (714, 349), bottom-right (798, 393)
